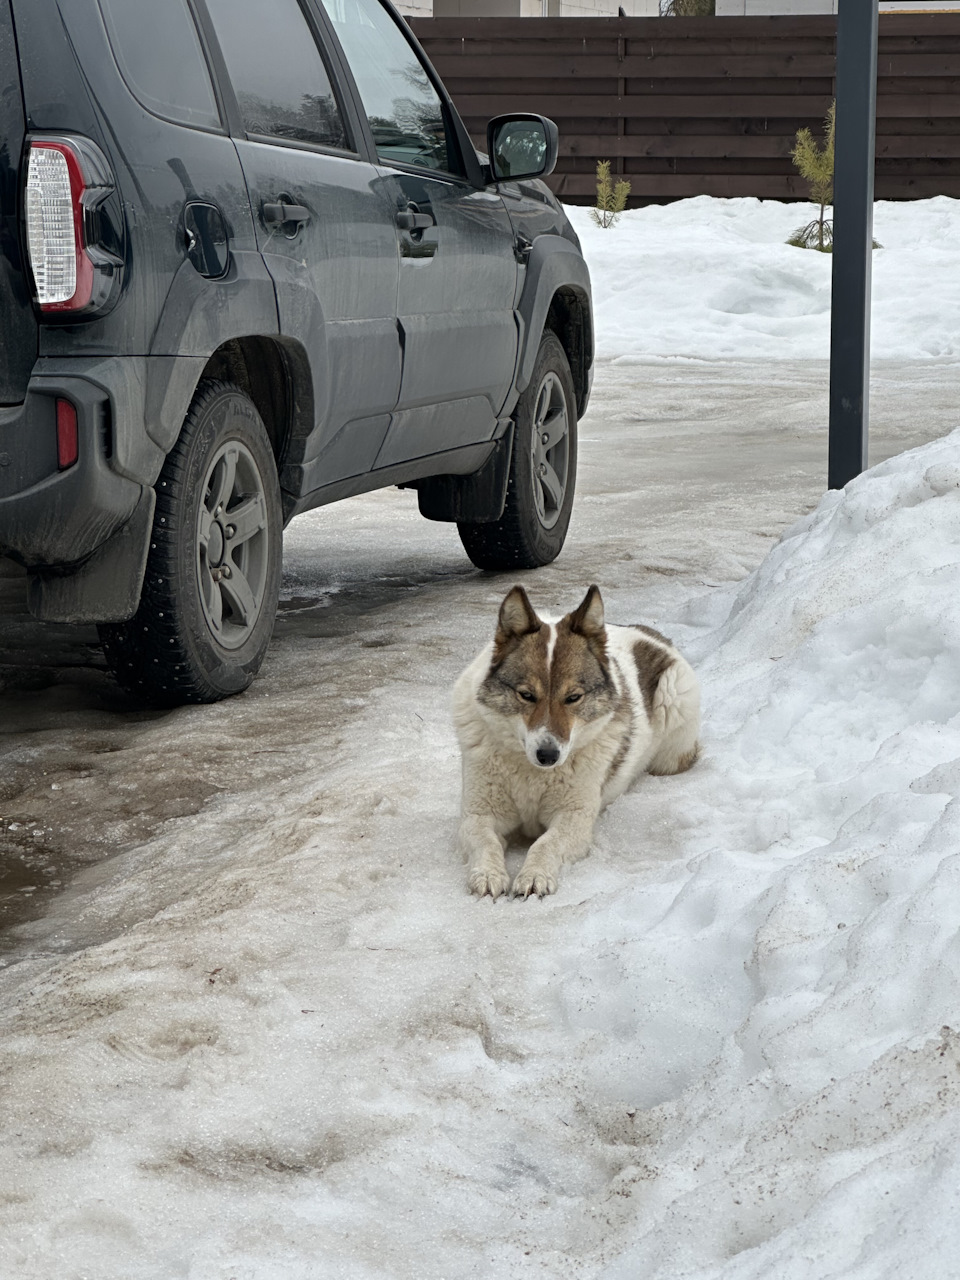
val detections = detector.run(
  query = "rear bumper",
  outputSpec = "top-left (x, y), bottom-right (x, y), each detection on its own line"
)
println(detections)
top-left (0, 373), bottom-right (145, 568)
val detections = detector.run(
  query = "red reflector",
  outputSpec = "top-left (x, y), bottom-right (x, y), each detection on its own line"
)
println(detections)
top-left (56, 399), bottom-right (79, 470)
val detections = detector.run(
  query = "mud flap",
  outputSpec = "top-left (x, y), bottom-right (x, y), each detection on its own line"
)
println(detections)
top-left (28, 486), bottom-right (156, 623)
top-left (417, 424), bottom-right (514, 524)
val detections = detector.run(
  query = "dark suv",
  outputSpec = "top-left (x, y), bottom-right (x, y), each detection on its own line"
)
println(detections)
top-left (0, 0), bottom-right (592, 705)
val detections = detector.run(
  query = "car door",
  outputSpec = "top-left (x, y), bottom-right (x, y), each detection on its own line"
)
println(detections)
top-left (200, 0), bottom-right (402, 497)
top-left (318, 0), bottom-right (519, 469)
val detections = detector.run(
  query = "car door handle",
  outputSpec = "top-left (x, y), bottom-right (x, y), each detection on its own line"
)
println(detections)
top-left (262, 200), bottom-right (311, 229)
top-left (396, 205), bottom-right (435, 232)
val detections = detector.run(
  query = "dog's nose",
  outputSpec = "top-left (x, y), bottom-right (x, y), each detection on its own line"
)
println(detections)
top-left (535, 743), bottom-right (561, 767)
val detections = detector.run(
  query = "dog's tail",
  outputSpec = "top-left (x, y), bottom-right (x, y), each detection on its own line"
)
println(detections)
top-left (646, 656), bottom-right (701, 776)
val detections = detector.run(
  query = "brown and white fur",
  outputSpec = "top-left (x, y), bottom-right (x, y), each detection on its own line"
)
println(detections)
top-left (453, 584), bottom-right (700, 898)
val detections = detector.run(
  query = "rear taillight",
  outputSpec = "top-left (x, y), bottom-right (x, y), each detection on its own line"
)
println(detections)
top-left (25, 143), bottom-right (92, 311)
top-left (23, 135), bottom-right (121, 316)
top-left (56, 399), bottom-right (79, 470)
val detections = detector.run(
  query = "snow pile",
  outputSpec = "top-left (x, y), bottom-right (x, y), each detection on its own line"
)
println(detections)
top-left (566, 196), bottom-right (960, 362)
top-left (566, 428), bottom-right (960, 1275)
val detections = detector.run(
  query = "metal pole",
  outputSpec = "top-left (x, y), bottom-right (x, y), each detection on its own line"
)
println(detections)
top-left (828, 0), bottom-right (879, 490)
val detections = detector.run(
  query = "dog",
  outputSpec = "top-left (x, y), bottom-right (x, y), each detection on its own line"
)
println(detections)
top-left (452, 584), bottom-right (700, 898)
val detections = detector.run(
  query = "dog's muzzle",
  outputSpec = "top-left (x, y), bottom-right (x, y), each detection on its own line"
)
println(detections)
top-left (525, 728), bottom-right (567, 768)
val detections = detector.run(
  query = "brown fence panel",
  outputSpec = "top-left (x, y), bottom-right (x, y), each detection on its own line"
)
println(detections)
top-left (409, 13), bottom-right (960, 204)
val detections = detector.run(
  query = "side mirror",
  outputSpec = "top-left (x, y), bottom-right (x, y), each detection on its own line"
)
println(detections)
top-left (487, 114), bottom-right (559, 183)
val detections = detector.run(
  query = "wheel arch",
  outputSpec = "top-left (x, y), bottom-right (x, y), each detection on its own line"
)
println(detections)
top-left (199, 336), bottom-right (313, 483)
top-left (543, 286), bottom-right (592, 421)
top-left (514, 235), bottom-right (594, 420)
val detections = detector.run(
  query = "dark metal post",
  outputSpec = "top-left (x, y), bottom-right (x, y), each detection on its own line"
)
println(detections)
top-left (828, 0), bottom-right (879, 490)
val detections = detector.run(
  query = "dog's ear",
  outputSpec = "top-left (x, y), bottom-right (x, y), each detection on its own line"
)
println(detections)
top-left (569, 584), bottom-right (605, 638)
top-left (496, 585), bottom-right (541, 643)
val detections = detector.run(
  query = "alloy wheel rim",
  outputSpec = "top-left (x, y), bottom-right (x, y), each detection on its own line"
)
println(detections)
top-left (530, 371), bottom-right (570, 530)
top-left (195, 440), bottom-right (270, 650)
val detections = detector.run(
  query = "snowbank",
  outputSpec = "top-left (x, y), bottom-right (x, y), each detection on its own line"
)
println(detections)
top-left (578, 428), bottom-right (960, 1275)
top-left (567, 196), bottom-right (960, 362)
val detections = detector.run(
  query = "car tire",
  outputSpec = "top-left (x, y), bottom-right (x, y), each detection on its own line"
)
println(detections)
top-left (98, 380), bottom-right (282, 706)
top-left (457, 330), bottom-right (577, 571)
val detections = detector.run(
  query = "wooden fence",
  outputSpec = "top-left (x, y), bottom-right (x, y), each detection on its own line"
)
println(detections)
top-left (409, 13), bottom-right (960, 204)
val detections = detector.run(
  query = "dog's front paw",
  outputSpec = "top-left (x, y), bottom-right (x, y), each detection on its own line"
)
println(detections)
top-left (469, 866), bottom-right (512, 899)
top-left (512, 866), bottom-right (557, 899)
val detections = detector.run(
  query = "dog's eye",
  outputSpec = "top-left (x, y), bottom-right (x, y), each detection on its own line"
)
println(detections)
top-left (517, 689), bottom-right (537, 703)
top-left (565, 692), bottom-right (583, 705)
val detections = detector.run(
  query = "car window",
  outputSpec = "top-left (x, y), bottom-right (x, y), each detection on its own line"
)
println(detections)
top-left (98, 0), bottom-right (220, 130)
top-left (319, 0), bottom-right (457, 175)
top-left (204, 0), bottom-right (348, 151)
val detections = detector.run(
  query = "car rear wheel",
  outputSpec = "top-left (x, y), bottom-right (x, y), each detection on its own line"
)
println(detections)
top-left (99, 380), bottom-right (282, 706)
top-left (457, 330), bottom-right (577, 571)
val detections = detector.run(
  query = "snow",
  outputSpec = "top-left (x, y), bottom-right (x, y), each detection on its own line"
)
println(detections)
top-left (2, 198), bottom-right (960, 1278)
top-left (566, 196), bottom-right (960, 362)
top-left (588, 433), bottom-right (960, 1276)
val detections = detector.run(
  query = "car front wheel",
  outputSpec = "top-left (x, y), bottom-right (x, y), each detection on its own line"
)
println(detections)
top-left (457, 330), bottom-right (577, 571)
top-left (99, 380), bottom-right (282, 706)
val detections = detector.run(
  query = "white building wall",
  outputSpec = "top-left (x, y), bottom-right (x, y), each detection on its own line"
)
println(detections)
top-left (404, 0), bottom-right (960, 15)
top-left (403, 1), bottom-right (660, 15)
top-left (717, 0), bottom-right (960, 12)
top-left (716, 1), bottom-right (836, 14)
top-left (557, 0), bottom-right (659, 12)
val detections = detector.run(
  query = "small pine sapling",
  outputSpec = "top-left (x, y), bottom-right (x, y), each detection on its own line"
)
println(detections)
top-left (788, 104), bottom-right (880, 252)
top-left (789, 102), bottom-right (835, 251)
top-left (590, 160), bottom-right (631, 229)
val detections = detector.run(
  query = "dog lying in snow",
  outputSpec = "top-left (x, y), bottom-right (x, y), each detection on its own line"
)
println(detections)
top-left (452, 585), bottom-right (700, 898)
